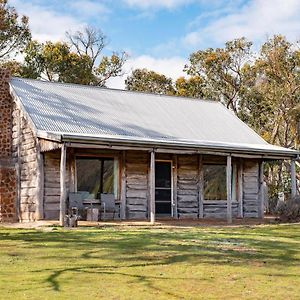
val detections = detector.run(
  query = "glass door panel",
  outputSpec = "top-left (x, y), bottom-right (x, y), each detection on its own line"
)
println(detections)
top-left (155, 162), bottom-right (172, 215)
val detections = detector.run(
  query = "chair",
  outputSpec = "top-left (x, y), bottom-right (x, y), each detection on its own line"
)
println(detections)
top-left (68, 192), bottom-right (94, 221)
top-left (100, 194), bottom-right (117, 220)
top-left (68, 192), bottom-right (85, 210)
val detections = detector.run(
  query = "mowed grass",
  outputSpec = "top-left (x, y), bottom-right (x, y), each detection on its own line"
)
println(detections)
top-left (0, 224), bottom-right (300, 300)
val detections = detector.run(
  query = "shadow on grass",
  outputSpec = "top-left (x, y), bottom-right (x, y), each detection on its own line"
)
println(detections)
top-left (1, 225), bottom-right (300, 297)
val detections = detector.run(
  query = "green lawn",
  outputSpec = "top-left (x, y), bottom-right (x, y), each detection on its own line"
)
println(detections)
top-left (0, 224), bottom-right (300, 300)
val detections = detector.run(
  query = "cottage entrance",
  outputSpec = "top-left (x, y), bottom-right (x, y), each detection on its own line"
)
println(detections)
top-left (155, 161), bottom-right (172, 216)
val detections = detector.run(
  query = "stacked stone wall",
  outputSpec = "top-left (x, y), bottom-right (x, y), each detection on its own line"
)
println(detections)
top-left (0, 69), bottom-right (16, 222)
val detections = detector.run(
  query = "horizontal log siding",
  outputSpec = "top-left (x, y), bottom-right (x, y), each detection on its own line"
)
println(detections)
top-left (44, 150), bottom-right (70, 220)
top-left (203, 202), bottom-right (238, 219)
top-left (177, 155), bottom-right (199, 219)
top-left (126, 151), bottom-right (148, 219)
top-left (243, 160), bottom-right (260, 218)
top-left (12, 107), bottom-right (39, 221)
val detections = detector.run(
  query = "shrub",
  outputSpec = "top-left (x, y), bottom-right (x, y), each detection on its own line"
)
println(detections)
top-left (275, 196), bottom-right (300, 221)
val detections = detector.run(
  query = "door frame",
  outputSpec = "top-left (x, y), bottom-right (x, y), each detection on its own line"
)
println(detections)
top-left (155, 159), bottom-right (174, 217)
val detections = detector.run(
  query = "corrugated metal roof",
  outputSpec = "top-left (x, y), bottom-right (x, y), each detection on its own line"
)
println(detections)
top-left (10, 77), bottom-right (298, 156)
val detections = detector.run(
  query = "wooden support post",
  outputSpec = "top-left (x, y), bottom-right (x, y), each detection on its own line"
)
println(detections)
top-left (69, 149), bottom-right (76, 193)
top-left (198, 155), bottom-right (204, 218)
top-left (291, 159), bottom-right (297, 198)
top-left (259, 161), bottom-right (264, 219)
top-left (120, 151), bottom-right (126, 220)
top-left (226, 155), bottom-right (232, 224)
top-left (15, 110), bottom-right (21, 221)
top-left (238, 160), bottom-right (243, 218)
top-left (149, 150), bottom-right (155, 224)
top-left (172, 154), bottom-right (178, 219)
top-left (59, 144), bottom-right (67, 226)
top-left (36, 141), bottom-right (44, 220)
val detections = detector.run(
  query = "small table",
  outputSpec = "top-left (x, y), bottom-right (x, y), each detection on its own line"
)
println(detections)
top-left (83, 199), bottom-right (100, 221)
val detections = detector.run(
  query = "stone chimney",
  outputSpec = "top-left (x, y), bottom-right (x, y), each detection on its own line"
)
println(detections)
top-left (0, 69), bottom-right (17, 222)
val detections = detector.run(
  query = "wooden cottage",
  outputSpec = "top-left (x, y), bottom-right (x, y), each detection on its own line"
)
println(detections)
top-left (0, 69), bottom-right (298, 223)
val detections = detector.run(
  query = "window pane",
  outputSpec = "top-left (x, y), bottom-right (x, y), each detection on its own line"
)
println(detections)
top-left (76, 159), bottom-right (101, 198)
top-left (203, 165), bottom-right (226, 200)
top-left (103, 160), bottom-right (114, 194)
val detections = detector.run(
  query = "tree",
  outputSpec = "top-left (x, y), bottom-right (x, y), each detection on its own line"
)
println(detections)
top-left (185, 37), bottom-right (252, 113)
top-left (0, 59), bottom-right (23, 76)
top-left (125, 68), bottom-right (175, 95)
top-left (21, 27), bottom-right (127, 86)
top-left (66, 26), bottom-right (107, 69)
top-left (21, 41), bottom-right (93, 84)
top-left (240, 35), bottom-right (300, 148)
top-left (0, 0), bottom-right (31, 60)
top-left (66, 26), bottom-right (128, 86)
top-left (175, 76), bottom-right (205, 98)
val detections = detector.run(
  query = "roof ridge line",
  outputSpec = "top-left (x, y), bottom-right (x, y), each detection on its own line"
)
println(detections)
top-left (11, 76), bottom-right (220, 104)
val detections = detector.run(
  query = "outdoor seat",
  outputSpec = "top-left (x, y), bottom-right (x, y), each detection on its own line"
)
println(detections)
top-left (68, 192), bottom-right (86, 210)
top-left (68, 191), bottom-right (95, 221)
top-left (100, 194), bottom-right (119, 220)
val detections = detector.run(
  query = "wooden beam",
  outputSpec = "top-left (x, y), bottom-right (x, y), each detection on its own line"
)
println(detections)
top-left (291, 159), bottom-right (297, 198)
top-left (15, 109), bottom-right (21, 221)
top-left (67, 142), bottom-right (151, 152)
top-left (226, 155), bottom-right (232, 224)
top-left (149, 150), bottom-right (155, 224)
top-left (69, 149), bottom-right (76, 193)
top-left (36, 140), bottom-right (44, 220)
top-left (198, 155), bottom-right (204, 218)
top-left (172, 154), bottom-right (178, 219)
top-left (259, 161), bottom-right (264, 219)
top-left (238, 160), bottom-right (243, 218)
top-left (59, 144), bottom-right (67, 226)
top-left (120, 151), bottom-right (126, 220)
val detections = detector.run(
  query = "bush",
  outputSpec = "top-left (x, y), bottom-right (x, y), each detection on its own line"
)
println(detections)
top-left (275, 196), bottom-right (300, 221)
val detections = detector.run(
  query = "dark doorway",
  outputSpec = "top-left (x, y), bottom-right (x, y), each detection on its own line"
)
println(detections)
top-left (155, 161), bottom-right (172, 216)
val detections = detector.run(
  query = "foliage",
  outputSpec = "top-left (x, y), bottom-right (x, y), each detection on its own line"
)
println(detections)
top-left (0, 59), bottom-right (22, 76)
top-left (125, 68), bottom-right (175, 95)
top-left (21, 41), bottom-right (93, 84)
top-left (175, 76), bottom-right (205, 98)
top-left (95, 52), bottom-right (128, 86)
top-left (185, 37), bottom-right (253, 113)
top-left (0, 225), bottom-right (300, 299)
top-left (240, 35), bottom-right (300, 149)
top-left (3, 25), bottom-right (127, 86)
top-left (22, 28), bottom-right (127, 86)
top-left (0, 0), bottom-right (31, 60)
top-left (275, 196), bottom-right (300, 221)
top-left (66, 27), bottom-right (128, 86)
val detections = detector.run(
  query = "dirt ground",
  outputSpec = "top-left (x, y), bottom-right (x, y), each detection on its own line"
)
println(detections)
top-left (0, 215), bottom-right (282, 229)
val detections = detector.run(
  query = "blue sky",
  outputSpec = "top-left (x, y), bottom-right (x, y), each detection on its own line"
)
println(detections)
top-left (10, 0), bottom-right (300, 88)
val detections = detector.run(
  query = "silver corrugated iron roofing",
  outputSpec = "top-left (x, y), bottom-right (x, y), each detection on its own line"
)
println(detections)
top-left (9, 77), bottom-right (298, 157)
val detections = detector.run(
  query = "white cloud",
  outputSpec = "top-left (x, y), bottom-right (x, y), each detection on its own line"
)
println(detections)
top-left (11, 0), bottom-right (85, 42)
top-left (183, 32), bottom-right (203, 47)
top-left (69, 1), bottom-right (110, 18)
top-left (183, 0), bottom-right (300, 49)
top-left (123, 0), bottom-right (193, 10)
top-left (107, 55), bottom-right (186, 89)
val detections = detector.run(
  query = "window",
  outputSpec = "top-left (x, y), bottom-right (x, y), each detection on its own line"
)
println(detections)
top-left (203, 164), bottom-right (227, 200)
top-left (76, 157), bottom-right (118, 199)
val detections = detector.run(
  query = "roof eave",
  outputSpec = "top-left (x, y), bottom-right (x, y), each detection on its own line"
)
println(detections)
top-left (55, 133), bottom-right (299, 159)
